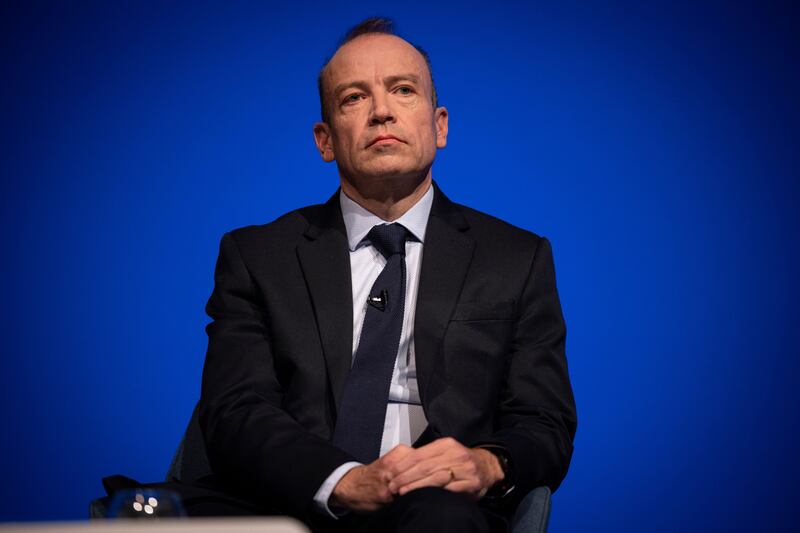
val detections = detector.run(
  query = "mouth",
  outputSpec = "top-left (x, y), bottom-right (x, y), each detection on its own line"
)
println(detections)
top-left (367, 135), bottom-right (403, 148)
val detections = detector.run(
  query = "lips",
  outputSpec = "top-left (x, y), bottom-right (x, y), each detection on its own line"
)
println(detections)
top-left (367, 134), bottom-right (403, 148)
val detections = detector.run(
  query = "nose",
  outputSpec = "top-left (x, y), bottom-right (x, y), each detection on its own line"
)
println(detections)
top-left (369, 90), bottom-right (395, 126)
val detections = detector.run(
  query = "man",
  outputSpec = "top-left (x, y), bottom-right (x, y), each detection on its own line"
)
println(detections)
top-left (198, 17), bottom-right (576, 533)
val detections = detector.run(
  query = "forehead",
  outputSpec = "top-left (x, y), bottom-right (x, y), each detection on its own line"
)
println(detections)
top-left (324, 34), bottom-right (430, 87)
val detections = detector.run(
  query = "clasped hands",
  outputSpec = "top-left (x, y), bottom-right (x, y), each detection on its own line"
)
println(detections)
top-left (330, 437), bottom-right (505, 512)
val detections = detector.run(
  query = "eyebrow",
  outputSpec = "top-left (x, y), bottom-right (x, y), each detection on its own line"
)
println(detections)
top-left (333, 80), bottom-right (370, 98)
top-left (333, 73), bottom-right (422, 97)
top-left (384, 74), bottom-right (421, 86)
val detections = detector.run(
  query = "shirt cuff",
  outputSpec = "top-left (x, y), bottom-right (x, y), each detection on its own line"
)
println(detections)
top-left (313, 461), bottom-right (362, 519)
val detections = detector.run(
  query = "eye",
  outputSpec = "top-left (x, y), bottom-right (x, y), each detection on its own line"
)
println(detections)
top-left (395, 86), bottom-right (414, 96)
top-left (342, 93), bottom-right (364, 105)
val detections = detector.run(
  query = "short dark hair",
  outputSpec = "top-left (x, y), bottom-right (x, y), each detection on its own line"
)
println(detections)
top-left (317, 17), bottom-right (439, 123)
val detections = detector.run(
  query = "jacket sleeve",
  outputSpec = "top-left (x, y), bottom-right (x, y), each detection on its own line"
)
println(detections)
top-left (485, 236), bottom-right (577, 503)
top-left (198, 232), bottom-right (355, 518)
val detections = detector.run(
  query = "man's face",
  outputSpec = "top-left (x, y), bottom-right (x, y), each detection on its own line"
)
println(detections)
top-left (314, 34), bottom-right (448, 189)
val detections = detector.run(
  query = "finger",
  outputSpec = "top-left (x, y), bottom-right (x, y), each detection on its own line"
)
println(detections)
top-left (390, 447), bottom-right (435, 474)
top-left (394, 454), bottom-right (484, 494)
top-left (391, 438), bottom-right (466, 474)
top-left (396, 468), bottom-right (453, 496)
top-left (380, 444), bottom-right (414, 468)
top-left (389, 454), bottom-right (459, 491)
top-left (390, 442), bottom-right (475, 490)
top-left (442, 479), bottom-right (485, 500)
top-left (393, 457), bottom-right (475, 495)
top-left (389, 445), bottom-right (471, 490)
top-left (384, 444), bottom-right (414, 458)
top-left (404, 443), bottom-right (473, 476)
top-left (419, 437), bottom-right (463, 455)
top-left (399, 437), bottom-right (457, 461)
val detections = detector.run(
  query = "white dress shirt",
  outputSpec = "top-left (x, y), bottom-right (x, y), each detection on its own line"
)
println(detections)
top-left (312, 185), bottom-right (434, 516)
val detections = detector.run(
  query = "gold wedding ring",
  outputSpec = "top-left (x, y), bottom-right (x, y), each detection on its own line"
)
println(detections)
top-left (448, 468), bottom-right (455, 482)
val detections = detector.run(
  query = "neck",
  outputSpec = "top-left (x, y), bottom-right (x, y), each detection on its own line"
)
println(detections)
top-left (340, 172), bottom-right (432, 222)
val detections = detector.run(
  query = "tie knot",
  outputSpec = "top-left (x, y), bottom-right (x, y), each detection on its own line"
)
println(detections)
top-left (367, 223), bottom-right (409, 258)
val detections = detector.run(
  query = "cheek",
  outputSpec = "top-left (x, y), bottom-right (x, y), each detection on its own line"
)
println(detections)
top-left (331, 117), bottom-right (362, 146)
top-left (331, 129), bottom-right (359, 159)
top-left (413, 119), bottom-right (438, 153)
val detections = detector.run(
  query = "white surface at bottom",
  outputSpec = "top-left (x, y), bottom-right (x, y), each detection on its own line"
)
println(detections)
top-left (0, 517), bottom-right (309, 533)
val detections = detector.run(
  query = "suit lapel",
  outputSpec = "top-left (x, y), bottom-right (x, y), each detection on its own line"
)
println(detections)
top-left (414, 185), bottom-right (475, 406)
top-left (296, 193), bottom-right (353, 415)
top-left (295, 185), bottom-right (474, 418)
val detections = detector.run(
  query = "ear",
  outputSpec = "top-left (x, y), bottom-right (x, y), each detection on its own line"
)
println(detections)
top-left (313, 122), bottom-right (336, 162)
top-left (434, 106), bottom-right (449, 149)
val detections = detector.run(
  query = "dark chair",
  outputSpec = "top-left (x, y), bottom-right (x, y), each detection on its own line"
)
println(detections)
top-left (165, 403), bottom-right (212, 484)
top-left (95, 404), bottom-right (552, 532)
top-left (511, 486), bottom-right (552, 533)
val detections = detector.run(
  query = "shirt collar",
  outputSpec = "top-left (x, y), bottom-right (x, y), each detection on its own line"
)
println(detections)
top-left (339, 184), bottom-right (434, 252)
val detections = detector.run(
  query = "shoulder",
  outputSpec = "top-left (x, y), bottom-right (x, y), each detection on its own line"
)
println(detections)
top-left (454, 201), bottom-right (546, 251)
top-left (213, 201), bottom-right (340, 274)
top-left (223, 202), bottom-right (329, 249)
top-left (431, 183), bottom-right (547, 252)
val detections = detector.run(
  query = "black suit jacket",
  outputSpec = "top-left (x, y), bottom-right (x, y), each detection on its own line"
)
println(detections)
top-left (198, 183), bottom-right (576, 520)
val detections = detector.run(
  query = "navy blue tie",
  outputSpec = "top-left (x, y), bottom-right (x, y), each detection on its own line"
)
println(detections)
top-left (332, 223), bottom-right (410, 463)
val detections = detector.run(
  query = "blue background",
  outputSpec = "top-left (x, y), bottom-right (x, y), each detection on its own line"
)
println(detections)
top-left (2, 1), bottom-right (798, 530)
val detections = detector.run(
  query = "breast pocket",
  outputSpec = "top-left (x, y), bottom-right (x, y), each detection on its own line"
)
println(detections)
top-left (449, 299), bottom-right (516, 322)
top-left (442, 299), bottom-right (516, 393)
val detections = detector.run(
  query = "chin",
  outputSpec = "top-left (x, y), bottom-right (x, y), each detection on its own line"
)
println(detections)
top-left (363, 157), bottom-right (425, 178)
top-left (368, 170), bottom-right (422, 184)
top-left (359, 164), bottom-right (415, 180)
